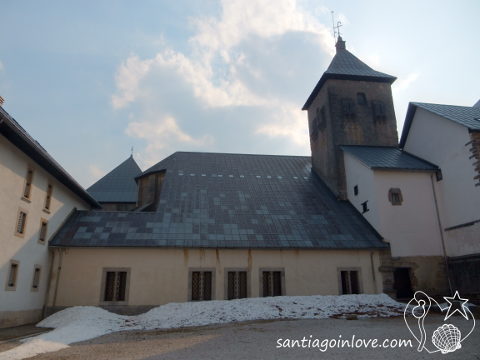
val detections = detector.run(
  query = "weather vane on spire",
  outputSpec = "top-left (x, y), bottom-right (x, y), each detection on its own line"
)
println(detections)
top-left (331, 11), bottom-right (342, 44)
top-left (131, 147), bottom-right (134, 157)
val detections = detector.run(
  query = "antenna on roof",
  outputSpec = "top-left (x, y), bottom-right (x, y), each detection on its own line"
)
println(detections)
top-left (331, 11), bottom-right (342, 44)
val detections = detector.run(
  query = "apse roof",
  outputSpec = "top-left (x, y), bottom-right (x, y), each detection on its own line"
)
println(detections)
top-left (50, 152), bottom-right (388, 250)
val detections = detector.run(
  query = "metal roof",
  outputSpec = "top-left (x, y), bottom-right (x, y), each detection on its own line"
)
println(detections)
top-left (50, 152), bottom-right (387, 250)
top-left (302, 37), bottom-right (396, 111)
top-left (340, 146), bottom-right (438, 171)
top-left (0, 106), bottom-right (101, 208)
top-left (399, 102), bottom-right (480, 148)
top-left (87, 156), bottom-right (142, 203)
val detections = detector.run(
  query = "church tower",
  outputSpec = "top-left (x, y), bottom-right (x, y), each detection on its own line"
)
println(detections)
top-left (303, 36), bottom-right (398, 200)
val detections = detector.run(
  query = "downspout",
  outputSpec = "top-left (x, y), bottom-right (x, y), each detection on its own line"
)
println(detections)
top-left (370, 251), bottom-right (377, 294)
top-left (42, 248), bottom-right (56, 319)
top-left (430, 174), bottom-right (453, 296)
top-left (52, 248), bottom-right (65, 314)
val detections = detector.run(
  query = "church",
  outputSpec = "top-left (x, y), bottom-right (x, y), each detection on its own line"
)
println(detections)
top-left (1, 36), bottom-right (479, 326)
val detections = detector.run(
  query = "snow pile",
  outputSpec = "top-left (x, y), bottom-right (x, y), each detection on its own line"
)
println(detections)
top-left (0, 294), bottom-right (406, 360)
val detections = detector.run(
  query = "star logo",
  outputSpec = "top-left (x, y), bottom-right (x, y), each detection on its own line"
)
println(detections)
top-left (443, 291), bottom-right (469, 320)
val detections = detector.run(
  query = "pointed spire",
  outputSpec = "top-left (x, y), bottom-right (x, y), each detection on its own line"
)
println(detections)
top-left (335, 35), bottom-right (346, 52)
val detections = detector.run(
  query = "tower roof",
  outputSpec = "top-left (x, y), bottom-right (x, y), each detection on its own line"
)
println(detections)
top-left (302, 36), bottom-right (397, 110)
top-left (87, 156), bottom-right (142, 203)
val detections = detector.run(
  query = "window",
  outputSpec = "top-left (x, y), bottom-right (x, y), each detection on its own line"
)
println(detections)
top-left (341, 271), bottom-right (359, 294)
top-left (341, 98), bottom-right (356, 117)
top-left (31, 265), bottom-right (41, 292)
top-left (354, 185), bottom-right (358, 196)
top-left (388, 188), bottom-right (403, 206)
top-left (15, 208), bottom-right (28, 238)
top-left (225, 269), bottom-right (249, 300)
top-left (44, 183), bottom-right (53, 211)
top-left (436, 169), bottom-right (443, 182)
top-left (5, 260), bottom-right (20, 291)
top-left (357, 93), bottom-right (366, 105)
top-left (361, 201), bottom-right (369, 213)
top-left (38, 219), bottom-right (48, 244)
top-left (259, 268), bottom-right (285, 297)
top-left (192, 271), bottom-right (212, 301)
top-left (23, 166), bottom-right (35, 200)
top-left (99, 268), bottom-right (131, 305)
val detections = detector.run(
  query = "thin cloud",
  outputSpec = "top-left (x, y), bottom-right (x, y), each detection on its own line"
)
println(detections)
top-left (393, 73), bottom-right (420, 92)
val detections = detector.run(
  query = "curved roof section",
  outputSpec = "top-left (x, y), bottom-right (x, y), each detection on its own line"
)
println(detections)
top-left (87, 156), bottom-right (142, 203)
top-left (302, 37), bottom-right (396, 111)
top-left (340, 146), bottom-right (438, 171)
top-left (400, 102), bottom-right (480, 148)
top-left (0, 106), bottom-right (101, 208)
top-left (51, 152), bottom-right (388, 250)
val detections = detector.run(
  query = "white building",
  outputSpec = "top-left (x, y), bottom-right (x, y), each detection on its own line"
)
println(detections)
top-left (0, 106), bottom-right (100, 328)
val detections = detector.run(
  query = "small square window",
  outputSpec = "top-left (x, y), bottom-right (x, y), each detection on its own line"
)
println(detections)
top-left (361, 201), bottom-right (369, 213)
top-left (388, 188), bottom-right (403, 205)
top-left (354, 185), bottom-right (358, 196)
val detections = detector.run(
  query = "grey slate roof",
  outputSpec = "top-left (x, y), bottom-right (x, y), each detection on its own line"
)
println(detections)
top-left (340, 146), bottom-right (438, 171)
top-left (50, 152), bottom-right (388, 250)
top-left (302, 37), bottom-right (396, 110)
top-left (87, 156), bottom-right (142, 203)
top-left (400, 102), bottom-right (480, 147)
top-left (0, 106), bottom-right (101, 208)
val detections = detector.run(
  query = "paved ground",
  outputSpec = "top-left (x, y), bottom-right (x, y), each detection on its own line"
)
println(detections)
top-left (1, 313), bottom-right (476, 360)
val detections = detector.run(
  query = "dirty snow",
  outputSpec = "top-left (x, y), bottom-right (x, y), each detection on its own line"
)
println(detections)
top-left (0, 294), bottom-right (406, 360)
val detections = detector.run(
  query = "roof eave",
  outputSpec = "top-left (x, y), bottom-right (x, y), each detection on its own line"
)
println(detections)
top-left (302, 73), bottom-right (397, 111)
top-left (0, 110), bottom-right (102, 209)
top-left (399, 103), bottom-right (419, 149)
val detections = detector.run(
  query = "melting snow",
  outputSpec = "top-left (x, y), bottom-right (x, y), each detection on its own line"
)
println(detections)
top-left (0, 294), bottom-right (406, 360)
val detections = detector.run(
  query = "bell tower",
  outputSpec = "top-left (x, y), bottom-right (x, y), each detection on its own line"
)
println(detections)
top-left (303, 36), bottom-right (398, 200)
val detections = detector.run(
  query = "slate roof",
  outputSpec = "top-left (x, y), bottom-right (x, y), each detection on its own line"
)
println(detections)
top-left (302, 37), bottom-right (396, 111)
top-left (50, 152), bottom-right (388, 250)
top-left (0, 106), bottom-right (101, 208)
top-left (400, 102), bottom-right (480, 147)
top-left (340, 146), bottom-right (438, 171)
top-left (87, 156), bottom-right (142, 203)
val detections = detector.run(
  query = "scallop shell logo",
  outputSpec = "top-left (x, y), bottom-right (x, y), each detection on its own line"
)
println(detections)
top-left (404, 291), bottom-right (475, 355)
top-left (432, 324), bottom-right (461, 354)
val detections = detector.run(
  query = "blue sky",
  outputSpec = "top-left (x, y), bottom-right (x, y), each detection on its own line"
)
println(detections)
top-left (1, 0), bottom-right (479, 188)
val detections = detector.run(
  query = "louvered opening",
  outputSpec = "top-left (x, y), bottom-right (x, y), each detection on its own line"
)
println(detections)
top-left (39, 221), bottom-right (47, 242)
top-left (23, 169), bottom-right (34, 199)
top-left (32, 267), bottom-right (41, 289)
top-left (8, 264), bottom-right (18, 287)
top-left (44, 183), bottom-right (53, 210)
top-left (17, 212), bottom-right (26, 234)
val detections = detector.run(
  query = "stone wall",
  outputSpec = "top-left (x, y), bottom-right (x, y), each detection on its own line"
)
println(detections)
top-left (448, 253), bottom-right (480, 302)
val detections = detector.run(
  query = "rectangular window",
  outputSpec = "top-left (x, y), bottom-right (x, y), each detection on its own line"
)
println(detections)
top-left (388, 188), bottom-right (403, 206)
top-left (341, 271), bottom-right (360, 294)
top-left (227, 271), bottom-right (247, 300)
top-left (44, 183), bottom-right (53, 211)
top-left (262, 271), bottom-right (282, 297)
top-left (15, 209), bottom-right (28, 238)
top-left (31, 266), bottom-right (41, 291)
top-left (361, 201), bottom-right (369, 213)
top-left (354, 185), bottom-right (358, 196)
top-left (192, 271), bottom-right (212, 301)
top-left (104, 271), bottom-right (127, 301)
top-left (38, 220), bottom-right (48, 243)
top-left (5, 260), bottom-right (20, 291)
top-left (23, 166), bottom-right (34, 200)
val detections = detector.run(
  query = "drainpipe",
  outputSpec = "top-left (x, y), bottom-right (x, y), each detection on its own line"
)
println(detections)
top-left (42, 248), bottom-right (56, 319)
top-left (430, 174), bottom-right (453, 296)
top-left (370, 251), bottom-right (377, 294)
top-left (52, 248), bottom-right (65, 314)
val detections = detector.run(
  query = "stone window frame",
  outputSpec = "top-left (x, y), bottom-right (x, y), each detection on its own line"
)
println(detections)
top-left (337, 267), bottom-right (364, 295)
top-left (223, 267), bottom-right (251, 300)
top-left (99, 267), bottom-right (131, 306)
top-left (258, 267), bottom-right (286, 297)
top-left (43, 182), bottom-right (54, 213)
top-left (22, 165), bottom-right (35, 201)
top-left (31, 264), bottom-right (42, 292)
top-left (187, 267), bottom-right (216, 301)
top-left (5, 260), bottom-right (20, 291)
top-left (15, 207), bottom-right (29, 238)
top-left (388, 188), bottom-right (403, 206)
top-left (38, 218), bottom-right (48, 245)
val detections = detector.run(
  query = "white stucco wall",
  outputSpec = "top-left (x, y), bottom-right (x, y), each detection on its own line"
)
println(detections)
top-left (403, 108), bottom-right (480, 228)
top-left (343, 152), bottom-right (443, 257)
top-left (0, 133), bottom-right (90, 326)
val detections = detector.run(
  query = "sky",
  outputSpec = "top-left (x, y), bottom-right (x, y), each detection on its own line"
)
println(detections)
top-left (1, 0), bottom-right (479, 188)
